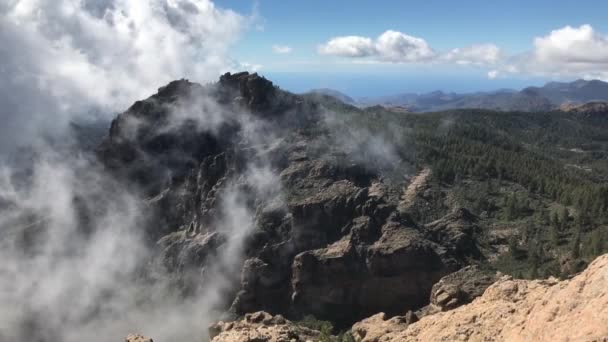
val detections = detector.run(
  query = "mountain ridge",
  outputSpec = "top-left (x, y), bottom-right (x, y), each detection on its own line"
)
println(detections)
top-left (314, 79), bottom-right (608, 112)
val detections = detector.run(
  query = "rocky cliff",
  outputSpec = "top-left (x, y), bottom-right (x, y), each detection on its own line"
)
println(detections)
top-left (98, 72), bottom-right (483, 330)
top-left (352, 252), bottom-right (608, 341)
top-left (204, 253), bottom-right (608, 342)
top-left (105, 73), bottom-right (608, 341)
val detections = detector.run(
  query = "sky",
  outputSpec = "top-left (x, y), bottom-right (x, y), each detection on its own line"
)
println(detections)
top-left (214, 0), bottom-right (608, 96)
top-left (2, 0), bottom-right (608, 150)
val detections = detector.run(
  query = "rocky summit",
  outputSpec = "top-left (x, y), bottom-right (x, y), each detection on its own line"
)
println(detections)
top-left (98, 72), bottom-right (482, 330)
top-left (97, 72), bottom-right (608, 341)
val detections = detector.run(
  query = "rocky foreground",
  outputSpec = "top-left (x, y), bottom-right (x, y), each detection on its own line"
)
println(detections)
top-left (206, 253), bottom-right (608, 341)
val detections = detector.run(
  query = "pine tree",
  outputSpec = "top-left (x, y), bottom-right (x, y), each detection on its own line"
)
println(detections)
top-left (560, 207), bottom-right (569, 231)
top-left (550, 223), bottom-right (560, 247)
top-left (590, 229), bottom-right (604, 257)
top-left (571, 225), bottom-right (581, 259)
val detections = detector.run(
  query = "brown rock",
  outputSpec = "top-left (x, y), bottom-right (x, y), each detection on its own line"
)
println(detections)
top-left (351, 313), bottom-right (409, 342)
top-left (209, 311), bottom-right (320, 342)
top-left (351, 253), bottom-right (608, 341)
top-left (428, 265), bottom-right (498, 312)
top-left (291, 219), bottom-right (454, 326)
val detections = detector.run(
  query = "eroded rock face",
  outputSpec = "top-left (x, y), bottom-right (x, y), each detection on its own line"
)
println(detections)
top-left (427, 265), bottom-right (497, 312)
top-left (352, 253), bottom-right (608, 342)
top-left (351, 312), bottom-right (414, 342)
top-left (209, 311), bottom-right (320, 342)
top-left (290, 217), bottom-right (454, 326)
top-left (98, 73), bottom-right (485, 329)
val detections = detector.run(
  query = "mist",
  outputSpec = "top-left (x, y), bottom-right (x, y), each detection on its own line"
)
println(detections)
top-left (0, 76), bottom-right (289, 342)
top-left (0, 1), bottom-right (277, 341)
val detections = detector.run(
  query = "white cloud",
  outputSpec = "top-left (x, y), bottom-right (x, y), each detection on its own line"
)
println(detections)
top-left (0, 0), bottom-right (247, 152)
top-left (374, 30), bottom-right (435, 62)
top-left (272, 44), bottom-right (292, 54)
top-left (315, 25), bottom-right (608, 80)
top-left (487, 70), bottom-right (500, 79)
top-left (534, 24), bottom-right (608, 64)
top-left (444, 44), bottom-right (502, 65)
top-left (318, 30), bottom-right (434, 62)
top-left (318, 35), bottom-right (376, 57)
top-left (493, 25), bottom-right (608, 80)
top-left (240, 61), bottom-right (263, 71)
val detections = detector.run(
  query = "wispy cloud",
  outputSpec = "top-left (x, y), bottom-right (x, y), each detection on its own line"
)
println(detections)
top-left (442, 44), bottom-right (502, 66)
top-left (272, 44), bottom-right (293, 54)
top-left (0, 0), bottom-right (247, 153)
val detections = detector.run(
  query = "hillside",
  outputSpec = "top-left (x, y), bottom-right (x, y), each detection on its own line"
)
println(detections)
top-left (357, 79), bottom-right (608, 112)
top-left (98, 72), bottom-right (608, 338)
top-left (305, 88), bottom-right (356, 105)
top-left (8, 72), bottom-right (608, 341)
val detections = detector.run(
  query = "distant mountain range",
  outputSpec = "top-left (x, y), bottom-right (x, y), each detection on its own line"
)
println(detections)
top-left (307, 79), bottom-right (608, 112)
top-left (305, 88), bottom-right (357, 105)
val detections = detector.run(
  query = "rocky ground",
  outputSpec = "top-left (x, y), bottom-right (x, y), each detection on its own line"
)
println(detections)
top-left (209, 312), bottom-right (321, 342)
top-left (352, 253), bottom-right (608, 341)
top-left (174, 252), bottom-right (607, 342)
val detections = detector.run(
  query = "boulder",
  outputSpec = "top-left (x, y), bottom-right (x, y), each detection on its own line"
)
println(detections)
top-left (428, 265), bottom-right (498, 312)
top-left (209, 311), bottom-right (320, 342)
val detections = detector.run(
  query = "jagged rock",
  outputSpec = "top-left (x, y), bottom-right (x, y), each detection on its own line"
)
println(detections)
top-left (125, 334), bottom-right (153, 342)
top-left (351, 313), bottom-right (410, 342)
top-left (97, 74), bottom-right (486, 330)
top-left (209, 311), bottom-right (320, 342)
top-left (423, 207), bottom-right (482, 259)
top-left (219, 72), bottom-right (276, 112)
top-left (351, 253), bottom-right (608, 341)
top-left (427, 265), bottom-right (498, 312)
top-left (291, 216), bottom-right (459, 326)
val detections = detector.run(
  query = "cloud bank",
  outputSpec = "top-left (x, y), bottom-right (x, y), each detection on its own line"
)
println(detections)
top-left (0, 0), bottom-right (247, 154)
top-left (318, 25), bottom-right (608, 80)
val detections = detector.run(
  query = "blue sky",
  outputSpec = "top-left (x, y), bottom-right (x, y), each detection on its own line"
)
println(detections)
top-left (215, 0), bottom-right (608, 96)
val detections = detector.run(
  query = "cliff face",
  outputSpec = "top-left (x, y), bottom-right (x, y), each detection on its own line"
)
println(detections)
top-left (203, 253), bottom-right (608, 342)
top-left (98, 72), bottom-right (482, 327)
top-left (352, 253), bottom-right (608, 342)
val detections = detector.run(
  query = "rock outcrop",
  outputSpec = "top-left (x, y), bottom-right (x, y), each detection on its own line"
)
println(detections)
top-left (209, 311), bottom-right (320, 342)
top-left (98, 73), bottom-right (484, 330)
top-left (125, 334), bottom-right (153, 342)
top-left (425, 265), bottom-right (498, 313)
top-left (352, 253), bottom-right (608, 341)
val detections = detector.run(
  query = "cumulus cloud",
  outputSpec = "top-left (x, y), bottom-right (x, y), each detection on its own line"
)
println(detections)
top-left (318, 31), bottom-right (434, 62)
top-left (443, 44), bottom-right (502, 65)
top-left (374, 30), bottom-right (435, 62)
top-left (319, 25), bottom-right (608, 80)
top-left (490, 25), bottom-right (608, 80)
top-left (272, 44), bottom-right (293, 54)
top-left (0, 0), bottom-right (247, 154)
top-left (534, 24), bottom-right (608, 65)
top-left (318, 30), bottom-right (507, 65)
top-left (318, 35), bottom-right (376, 57)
